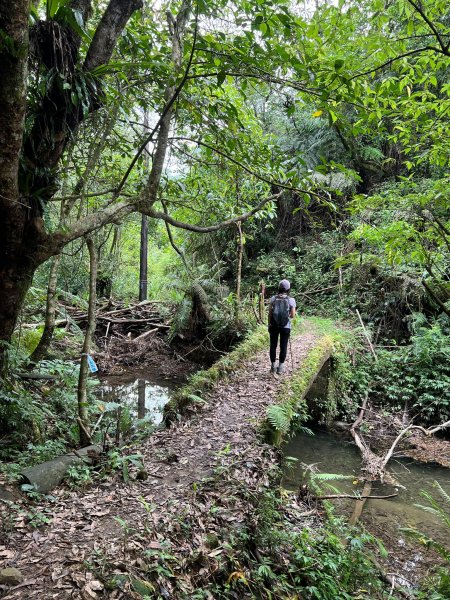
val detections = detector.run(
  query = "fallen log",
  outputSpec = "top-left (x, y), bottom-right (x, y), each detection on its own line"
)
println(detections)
top-left (20, 445), bottom-right (101, 494)
top-left (19, 319), bottom-right (68, 329)
top-left (349, 481), bottom-right (372, 525)
top-left (15, 372), bottom-right (57, 381)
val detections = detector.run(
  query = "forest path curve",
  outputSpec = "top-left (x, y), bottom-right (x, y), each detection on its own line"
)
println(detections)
top-left (1, 322), bottom-right (324, 599)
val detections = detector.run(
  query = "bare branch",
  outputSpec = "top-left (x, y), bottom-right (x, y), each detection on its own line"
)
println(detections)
top-left (406, 0), bottom-right (449, 54)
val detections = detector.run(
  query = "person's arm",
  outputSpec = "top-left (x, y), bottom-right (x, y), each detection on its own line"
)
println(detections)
top-left (268, 303), bottom-right (272, 326)
top-left (290, 298), bottom-right (296, 319)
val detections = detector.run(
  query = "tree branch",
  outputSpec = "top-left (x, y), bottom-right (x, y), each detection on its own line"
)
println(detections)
top-left (84, 0), bottom-right (143, 72)
top-left (39, 198), bottom-right (138, 261)
top-left (117, 0), bottom-right (196, 200)
top-left (347, 46), bottom-right (445, 83)
top-left (144, 192), bottom-right (282, 233)
top-left (406, 0), bottom-right (449, 55)
top-left (170, 137), bottom-right (322, 198)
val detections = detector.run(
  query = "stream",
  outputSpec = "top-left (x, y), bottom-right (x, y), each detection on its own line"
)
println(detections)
top-left (283, 429), bottom-right (450, 582)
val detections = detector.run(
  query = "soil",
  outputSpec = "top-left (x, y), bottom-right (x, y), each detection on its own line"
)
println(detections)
top-left (0, 325), bottom-right (322, 599)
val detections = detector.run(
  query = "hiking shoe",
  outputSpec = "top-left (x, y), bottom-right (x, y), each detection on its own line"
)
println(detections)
top-left (277, 362), bottom-right (285, 375)
top-left (270, 362), bottom-right (277, 373)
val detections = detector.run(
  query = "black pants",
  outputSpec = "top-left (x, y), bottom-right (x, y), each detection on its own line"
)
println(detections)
top-left (269, 326), bottom-right (290, 364)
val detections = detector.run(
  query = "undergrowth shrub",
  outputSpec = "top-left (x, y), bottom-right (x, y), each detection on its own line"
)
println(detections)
top-left (371, 316), bottom-right (450, 423)
top-left (0, 359), bottom-right (97, 475)
top-left (194, 484), bottom-right (390, 600)
top-left (328, 314), bottom-right (450, 425)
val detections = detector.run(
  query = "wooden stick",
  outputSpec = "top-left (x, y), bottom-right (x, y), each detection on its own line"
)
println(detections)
top-left (98, 317), bottom-right (170, 327)
top-left (356, 309), bottom-right (377, 361)
top-left (133, 328), bottom-right (159, 342)
top-left (319, 492), bottom-right (397, 500)
top-left (349, 480), bottom-right (372, 525)
top-left (91, 412), bottom-right (105, 435)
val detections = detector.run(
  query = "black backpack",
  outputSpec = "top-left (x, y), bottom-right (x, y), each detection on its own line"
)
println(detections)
top-left (271, 295), bottom-right (290, 328)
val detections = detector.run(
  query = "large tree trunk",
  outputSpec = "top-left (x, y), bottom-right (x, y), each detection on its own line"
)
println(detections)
top-left (0, 2), bottom-right (32, 372)
top-left (0, 263), bottom-right (35, 373)
top-left (0, 0), bottom-right (188, 376)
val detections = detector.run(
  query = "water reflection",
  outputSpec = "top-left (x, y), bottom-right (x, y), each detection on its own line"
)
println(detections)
top-left (283, 429), bottom-right (450, 545)
top-left (97, 376), bottom-right (173, 425)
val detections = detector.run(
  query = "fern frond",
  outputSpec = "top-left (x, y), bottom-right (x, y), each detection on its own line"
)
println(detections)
top-left (266, 404), bottom-right (292, 433)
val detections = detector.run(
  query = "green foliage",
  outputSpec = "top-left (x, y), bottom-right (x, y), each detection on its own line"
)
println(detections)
top-left (66, 463), bottom-right (93, 488)
top-left (0, 359), bottom-right (96, 465)
top-left (107, 450), bottom-right (144, 483)
top-left (188, 483), bottom-right (391, 600)
top-left (402, 482), bottom-right (450, 599)
top-left (371, 316), bottom-right (450, 423)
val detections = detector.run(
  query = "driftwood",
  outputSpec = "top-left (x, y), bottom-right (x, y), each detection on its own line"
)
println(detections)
top-left (349, 481), bottom-right (372, 525)
top-left (348, 394), bottom-right (450, 525)
top-left (20, 445), bottom-right (101, 494)
top-left (350, 395), bottom-right (386, 481)
top-left (98, 317), bottom-right (170, 327)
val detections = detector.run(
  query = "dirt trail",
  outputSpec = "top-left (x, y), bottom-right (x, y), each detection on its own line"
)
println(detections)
top-left (1, 325), bottom-right (323, 599)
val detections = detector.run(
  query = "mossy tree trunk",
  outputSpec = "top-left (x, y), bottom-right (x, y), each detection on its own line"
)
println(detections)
top-left (29, 254), bottom-right (62, 363)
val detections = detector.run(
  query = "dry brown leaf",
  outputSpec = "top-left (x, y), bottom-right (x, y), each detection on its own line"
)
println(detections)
top-left (0, 548), bottom-right (15, 559)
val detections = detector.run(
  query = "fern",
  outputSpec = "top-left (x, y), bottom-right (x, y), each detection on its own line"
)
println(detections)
top-left (266, 404), bottom-right (292, 434)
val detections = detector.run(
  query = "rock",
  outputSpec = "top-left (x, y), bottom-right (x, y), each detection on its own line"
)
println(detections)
top-left (166, 452), bottom-right (178, 464)
top-left (0, 567), bottom-right (24, 585)
top-left (0, 485), bottom-right (16, 502)
top-left (331, 420), bottom-right (351, 431)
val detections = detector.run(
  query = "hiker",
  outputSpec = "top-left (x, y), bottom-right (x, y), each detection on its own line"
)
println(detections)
top-left (268, 279), bottom-right (296, 375)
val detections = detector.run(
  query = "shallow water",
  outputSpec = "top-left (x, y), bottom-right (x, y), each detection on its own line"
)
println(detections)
top-left (96, 370), bottom-right (177, 425)
top-left (283, 429), bottom-right (450, 547)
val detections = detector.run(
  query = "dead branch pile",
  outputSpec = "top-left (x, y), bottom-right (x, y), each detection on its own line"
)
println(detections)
top-left (59, 298), bottom-right (179, 374)
top-left (61, 298), bottom-right (174, 341)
